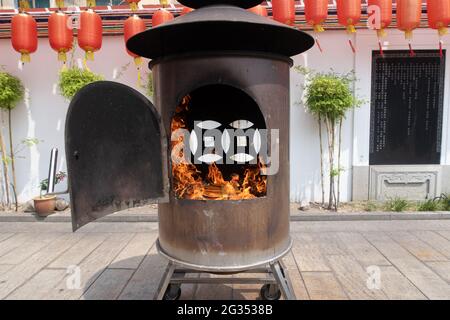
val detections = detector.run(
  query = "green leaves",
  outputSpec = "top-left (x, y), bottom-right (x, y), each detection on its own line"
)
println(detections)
top-left (297, 67), bottom-right (362, 122)
top-left (58, 67), bottom-right (104, 100)
top-left (385, 198), bottom-right (409, 212)
top-left (22, 137), bottom-right (39, 147)
top-left (39, 171), bottom-right (67, 192)
top-left (0, 72), bottom-right (24, 110)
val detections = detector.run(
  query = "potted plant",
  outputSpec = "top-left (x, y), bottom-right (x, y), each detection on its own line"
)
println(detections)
top-left (34, 171), bottom-right (67, 216)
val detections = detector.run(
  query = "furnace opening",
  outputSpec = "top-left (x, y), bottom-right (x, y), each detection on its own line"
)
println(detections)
top-left (171, 85), bottom-right (268, 200)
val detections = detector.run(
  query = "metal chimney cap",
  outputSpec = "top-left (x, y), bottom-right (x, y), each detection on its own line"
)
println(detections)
top-left (127, 4), bottom-right (314, 60)
top-left (178, 0), bottom-right (263, 9)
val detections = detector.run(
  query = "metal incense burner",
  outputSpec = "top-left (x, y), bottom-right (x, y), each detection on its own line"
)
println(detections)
top-left (47, 0), bottom-right (314, 300)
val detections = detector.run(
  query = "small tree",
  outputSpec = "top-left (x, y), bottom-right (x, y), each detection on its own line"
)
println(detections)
top-left (58, 67), bottom-right (104, 100)
top-left (297, 67), bottom-right (362, 211)
top-left (58, 41), bottom-right (104, 100)
top-left (0, 70), bottom-right (25, 210)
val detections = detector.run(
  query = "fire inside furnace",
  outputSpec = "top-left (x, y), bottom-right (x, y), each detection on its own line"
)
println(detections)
top-left (171, 87), bottom-right (268, 201)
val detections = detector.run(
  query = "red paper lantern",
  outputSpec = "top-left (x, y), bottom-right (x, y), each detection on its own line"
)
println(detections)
top-left (48, 11), bottom-right (73, 63)
top-left (124, 15), bottom-right (145, 58)
top-left (336, 0), bottom-right (361, 53)
top-left (152, 8), bottom-right (174, 27)
top-left (427, 0), bottom-right (450, 57)
top-left (336, 0), bottom-right (361, 34)
top-left (248, 5), bottom-right (268, 17)
top-left (126, 0), bottom-right (140, 11)
top-left (396, 0), bottom-right (422, 40)
top-left (368, 0), bottom-right (392, 37)
top-left (304, 0), bottom-right (328, 33)
top-left (124, 14), bottom-right (146, 84)
top-left (427, 0), bottom-right (450, 36)
top-left (180, 7), bottom-right (194, 15)
top-left (272, 0), bottom-right (295, 26)
top-left (78, 9), bottom-right (102, 61)
top-left (11, 13), bottom-right (37, 63)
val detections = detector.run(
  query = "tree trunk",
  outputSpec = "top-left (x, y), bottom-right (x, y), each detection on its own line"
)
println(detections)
top-left (331, 121), bottom-right (336, 211)
top-left (337, 119), bottom-right (343, 207)
top-left (325, 117), bottom-right (335, 210)
top-left (8, 109), bottom-right (18, 212)
top-left (318, 115), bottom-right (325, 206)
top-left (0, 114), bottom-right (11, 209)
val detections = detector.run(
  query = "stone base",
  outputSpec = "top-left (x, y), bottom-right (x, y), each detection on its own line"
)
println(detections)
top-left (353, 165), bottom-right (450, 201)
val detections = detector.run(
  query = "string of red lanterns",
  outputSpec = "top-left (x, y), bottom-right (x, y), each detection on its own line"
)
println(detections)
top-left (8, 2), bottom-right (450, 66)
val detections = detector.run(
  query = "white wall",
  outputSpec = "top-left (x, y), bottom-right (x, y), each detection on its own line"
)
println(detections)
top-left (290, 31), bottom-right (356, 203)
top-left (1, 28), bottom-right (449, 204)
top-left (0, 35), bottom-right (146, 203)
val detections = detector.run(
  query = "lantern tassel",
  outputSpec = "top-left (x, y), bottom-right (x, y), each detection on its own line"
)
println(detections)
top-left (56, 0), bottom-right (64, 9)
top-left (377, 28), bottom-right (387, 39)
top-left (315, 36), bottom-right (323, 53)
top-left (408, 43), bottom-right (415, 58)
top-left (405, 30), bottom-right (413, 40)
top-left (348, 38), bottom-right (356, 54)
top-left (129, 2), bottom-right (138, 11)
top-left (19, 0), bottom-right (30, 11)
top-left (378, 40), bottom-right (384, 58)
top-left (82, 57), bottom-right (91, 71)
top-left (346, 24), bottom-right (356, 34)
top-left (85, 51), bottom-right (95, 61)
top-left (86, 0), bottom-right (96, 8)
top-left (313, 24), bottom-right (325, 33)
top-left (439, 39), bottom-right (444, 58)
top-left (58, 51), bottom-right (67, 62)
top-left (438, 27), bottom-right (448, 37)
top-left (20, 52), bottom-right (30, 63)
top-left (134, 56), bottom-right (143, 87)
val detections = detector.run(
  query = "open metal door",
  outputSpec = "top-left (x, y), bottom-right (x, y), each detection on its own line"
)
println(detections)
top-left (65, 81), bottom-right (169, 231)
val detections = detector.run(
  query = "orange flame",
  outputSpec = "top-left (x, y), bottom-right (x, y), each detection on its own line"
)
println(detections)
top-left (171, 96), bottom-right (267, 200)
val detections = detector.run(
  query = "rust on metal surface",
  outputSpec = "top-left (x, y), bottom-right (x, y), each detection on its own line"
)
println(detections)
top-left (154, 54), bottom-right (291, 269)
top-left (65, 81), bottom-right (169, 231)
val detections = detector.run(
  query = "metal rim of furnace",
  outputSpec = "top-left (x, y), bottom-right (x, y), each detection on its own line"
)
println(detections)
top-left (155, 238), bottom-right (293, 273)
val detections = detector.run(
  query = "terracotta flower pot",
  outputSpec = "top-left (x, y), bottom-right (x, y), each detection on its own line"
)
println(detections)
top-left (34, 196), bottom-right (56, 217)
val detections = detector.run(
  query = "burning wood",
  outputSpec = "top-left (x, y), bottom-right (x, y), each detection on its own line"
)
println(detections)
top-left (171, 96), bottom-right (267, 201)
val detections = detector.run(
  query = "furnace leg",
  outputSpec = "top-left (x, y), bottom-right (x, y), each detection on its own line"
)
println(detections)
top-left (270, 260), bottom-right (296, 300)
top-left (154, 261), bottom-right (177, 300)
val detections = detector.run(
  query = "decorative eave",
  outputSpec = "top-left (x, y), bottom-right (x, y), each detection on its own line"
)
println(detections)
top-left (0, 2), bottom-right (431, 39)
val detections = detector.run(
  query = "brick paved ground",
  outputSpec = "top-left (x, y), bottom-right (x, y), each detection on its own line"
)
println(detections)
top-left (0, 220), bottom-right (450, 300)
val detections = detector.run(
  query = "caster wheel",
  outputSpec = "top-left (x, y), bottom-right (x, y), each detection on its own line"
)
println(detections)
top-left (260, 284), bottom-right (281, 301)
top-left (163, 284), bottom-right (182, 300)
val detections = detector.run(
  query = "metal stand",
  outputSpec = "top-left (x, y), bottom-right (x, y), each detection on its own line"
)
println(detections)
top-left (154, 259), bottom-right (296, 300)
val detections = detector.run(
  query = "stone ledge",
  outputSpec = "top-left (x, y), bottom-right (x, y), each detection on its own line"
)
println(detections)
top-left (0, 209), bottom-right (449, 223)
